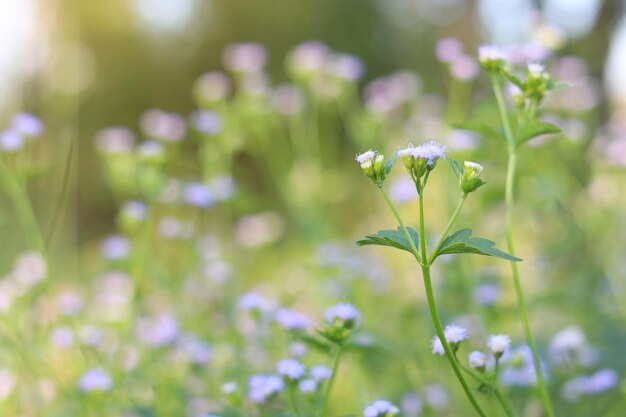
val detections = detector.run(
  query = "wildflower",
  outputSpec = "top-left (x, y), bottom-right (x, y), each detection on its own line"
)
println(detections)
top-left (276, 359), bottom-right (306, 381)
top-left (248, 375), bottom-right (285, 403)
top-left (222, 42), bottom-right (268, 73)
top-left (299, 379), bottom-right (317, 393)
top-left (328, 53), bottom-right (365, 81)
top-left (193, 71), bottom-right (231, 104)
top-left (78, 368), bottom-right (113, 392)
top-left (11, 113), bottom-right (43, 138)
top-left (423, 384), bottom-right (450, 410)
top-left (221, 381), bottom-right (238, 394)
top-left (0, 129), bottom-right (24, 152)
top-left (274, 308), bottom-right (312, 331)
top-left (322, 302), bottom-right (361, 343)
top-left (527, 62), bottom-right (546, 76)
top-left (561, 369), bottom-right (620, 402)
top-left (450, 55), bottom-right (480, 81)
top-left (94, 127), bottom-right (135, 154)
top-left (289, 341), bottom-right (308, 358)
top-left (524, 62), bottom-right (551, 103)
top-left (356, 149), bottom-right (388, 187)
top-left (468, 351), bottom-right (487, 371)
top-left (271, 84), bottom-right (305, 116)
top-left (310, 365), bottom-right (332, 381)
top-left (400, 392), bottom-right (423, 417)
top-left (431, 336), bottom-right (445, 355)
top-left (118, 200), bottom-right (148, 232)
top-left (100, 235), bottom-right (131, 260)
top-left (549, 326), bottom-right (598, 367)
top-left (13, 251), bottom-right (47, 286)
top-left (363, 400), bottom-right (400, 417)
top-left (487, 334), bottom-right (511, 358)
top-left (137, 140), bottom-right (166, 166)
top-left (137, 314), bottom-right (179, 347)
top-left (399, 141), bottom-right (446, 183)
top-left (459, 161), bottom-right (486, 194)
top-left (508, 84), bottom-right (526, 107)
top-left (140, 109), bottom-right (187, 142)
top-left (472, 281), bottom-right (501, 306)
top-left (435, 38), bottom-right (463, 63)
top-left (190, 110), bottom-right (223, 136)
top-left (478, 45), bottom-right (506, 71)
top-left (50, 326), bottom-right (74, 348)
top-left (286, 41), bottom-right (331, 79)
top-left (183, 182), bottom-right (215, 208)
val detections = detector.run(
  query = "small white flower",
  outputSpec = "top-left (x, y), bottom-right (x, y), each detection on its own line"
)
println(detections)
top-left (411, 141), bottom-right (446, 166)
top-left (487, 334), bottom-right (511, 356)
top-left (248, 375), bottom-right (284, 403)
top-left (464, 161), bottom-right (483, 175)
top-left (363, 400), bottom-right (399, 417)
top-left (508, 84), bottom-right (523, 98)
top-left (221, 381), bottom-right (238, 394)
top-left (527, 62), bottom-right (545, 75)
top-left (276, 358), bottom-right (306, 380)
top-left (356, 150), bottom-right (377, 165)
top-left (431, 336), bottom-right (445, 355)
top-left (444, 324), bottom-right (469, 343)
top-left (274, 308), bottom-right (312, 331)
top-left (468, 351), bottom-right (487, 369)
top-left (478, 45), bottom-right (506, 62)
top-left (397, 144), bottom-right (415, 157)
top-left (78, 368), bottom-right (113, 392)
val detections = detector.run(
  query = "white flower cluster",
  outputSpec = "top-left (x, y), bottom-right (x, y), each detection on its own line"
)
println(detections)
top-left (431, 324), bottom-right (469, 355)
top-left (363, 400), bottom-right (400, 417)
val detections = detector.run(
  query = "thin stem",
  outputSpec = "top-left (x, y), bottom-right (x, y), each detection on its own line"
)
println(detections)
top-left (318, 344), bottom-right (342, 417)
top-left (427, 193), bottom-right (468, 265)
top-left (493, 388), bottom-right (515, 417)
top-left (0, 158), bottom-right (45, 252)
top-left (491, 74), bottom-right (556, 417)
top-left (459, 364), bottom-right (516, 417)
top-left (289, 384), bottom-right (302, 417)
top-left (380, 187), bottom-right (422, 265)
top-left (417, 191), bottom-right (488, 417)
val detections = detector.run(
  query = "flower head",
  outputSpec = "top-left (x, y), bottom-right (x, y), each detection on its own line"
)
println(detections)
top-left (478, 45), bottom-right (506, 71)
top-left (248, 375), bottom-right (285, 403)
top-left (363, 400), bottom-right (400, 417)
top-left (487, 334), bottom-right (511, 358)
top-left (356, 150), bottom-right (388, 187)
top-left (274, 308), bottom-right (312, 331)
top-left (460, 161), bottom-right (486, 194)
top-left (431, 336), bottom-right (445, 355)
top-left (468, 351), bottom-right (488, 371)
top-left (444, 324), bottom-right (469, 343)
top-left (399, 141), bottom-right (446, 184)
top-left (322, 303), bottom-right (361, 343)
top-left (276, 358), bottom-right (306, 381)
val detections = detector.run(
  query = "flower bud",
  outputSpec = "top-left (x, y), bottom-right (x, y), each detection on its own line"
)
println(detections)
top-left (478, 45), bottom-right (506, 72)
top-left (399, 141), bottom-right (446, 184)
top-left (320, 303), bottom-right (360, 343)
top-left (356, 150), bottom-right (388, 187)
top-left (487, 334), bottom-right (511, 359)
top-left (460, 161), bottom-right (486, 194)
top-left (468, 351), bottom-right (488, 372)
top-left (524, 63), bottom-right (550, 103)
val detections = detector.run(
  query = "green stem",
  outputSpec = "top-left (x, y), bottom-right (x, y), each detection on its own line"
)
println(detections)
top-left (0, 159), bottom-right (45, 252)
top-left (380, 187), bottom-right (422, 265)
top-left (289, 384), bottom-right (302, 417)
top-left (491, 74), bottom-right (556, 417)
top-left (459, 364), bottom-right (516, 417)
top-left (416, 191), bottom-right (488, 417)
top-left (427, 193), bottom-right (467, 265)
top-left (318, 344), bottom-right (342, 417)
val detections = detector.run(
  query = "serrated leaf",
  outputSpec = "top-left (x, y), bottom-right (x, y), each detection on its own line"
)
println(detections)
top-left (516, 118), bottom-right (561, 145)
top-left (433, 229), bottom-right (521, 261)
top-left (447, 158), bottom-right (463, 179)
top-left (452, 121), bottom-right (503, 141)
top-left (356, 227), bottom-right (419, 255)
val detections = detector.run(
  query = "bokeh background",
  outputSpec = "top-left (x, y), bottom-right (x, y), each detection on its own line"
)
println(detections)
top-left (0, 0), bottom-right (625, 416)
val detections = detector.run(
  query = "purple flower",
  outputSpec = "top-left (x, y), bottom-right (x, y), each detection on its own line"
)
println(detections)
top-left (78, 368), bottom-right (113, 392)
top-left (222, 42), bottom-right (268, 73)
top-left (11, 113), bottom-right (44, 137)
top-left (0, 129), bottom-right (24, 152)
top-left (183, 182), bottom-right (214, 208)
top-left (190, 110), bottom-right (223, 135)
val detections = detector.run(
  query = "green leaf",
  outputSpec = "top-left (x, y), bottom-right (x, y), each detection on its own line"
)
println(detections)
top-left (385, 152), bottom-right (398, 175)
top-left (447, 158), bottom-right (463, 179)
top-left (501, 70), bottom-right (524, 89)
top-left (546, 80), bottom-right (571, 91)
top-left (516, 118), bottom-right (561, 145)
top-left (452, 121), bottom-right (503, 141)
top-left (356, 227), bottom-right (419, 255)
top-left (433, 229), bottom-right (521, 261)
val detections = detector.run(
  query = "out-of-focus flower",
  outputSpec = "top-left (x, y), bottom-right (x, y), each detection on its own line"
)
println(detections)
top-left (488, 334), bottom-right (511, 357)
top-left (277, 358), bottom-right (306, 381)
top-left (100, 235), bottom-right (131, 260)
top-left (298, 378), bottom-right (317, 393)
top-left (327, 53), bottom-right (364, 81)
top-left (472, 281), bottom-right (501, 306)
top-left (423, 384), bottom-right (449, 410)
top-left (177, 333), bottom-right (212, 364)
top-left (363, 400), bottom-right (399, 417)
top-left (310, 365), bottom-right (332, 381)
top-left (94, 127), bottom-right (135, 154)
top-left (436, 38), bottom-right (463, 63)
top-left (478, 45), bottom-right (506, 71)
top-left (450, 55), bottom-right (479, 81)
top-left (183, 182), bottom-right (214, 208)
top-left (194, 71), bottom-right (231, 104)
top-left (191, 110), bottom-right (223, 135)
top-left (78, 368), bottom-right (113, 392)
top-left (11, 113), bottom-right (44, 138)
top-left (274, 308), bottom-right (312, 331)
top-left (389, 177), bottom-right (416, 202)
top-left (140, 109), bottom-right (187, 142)
top-left (286, 41), bottom-right (331, 78)
top-left (561, 369), bottom-right (620, 402)
top-left (12, 251), bottom-right (47, 287)
top-left (137, 314), bottom-right (179, 347)
top-left (0, 129), bottom-right (24, 152)
top-left (401, 392), bottom-right (422, 417)
top-left (50, 326), bottom-right (74, 348)
top-left (549, 326), bottom-right (598, 367)
top-left (248, 375), bottom-right (285, 403)
top-left (271, 84), bottom-right (305, 116)
top-left (222, 43), bottom-right (268, 73)
top-left (468, 351), bottom-right (487, 371)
